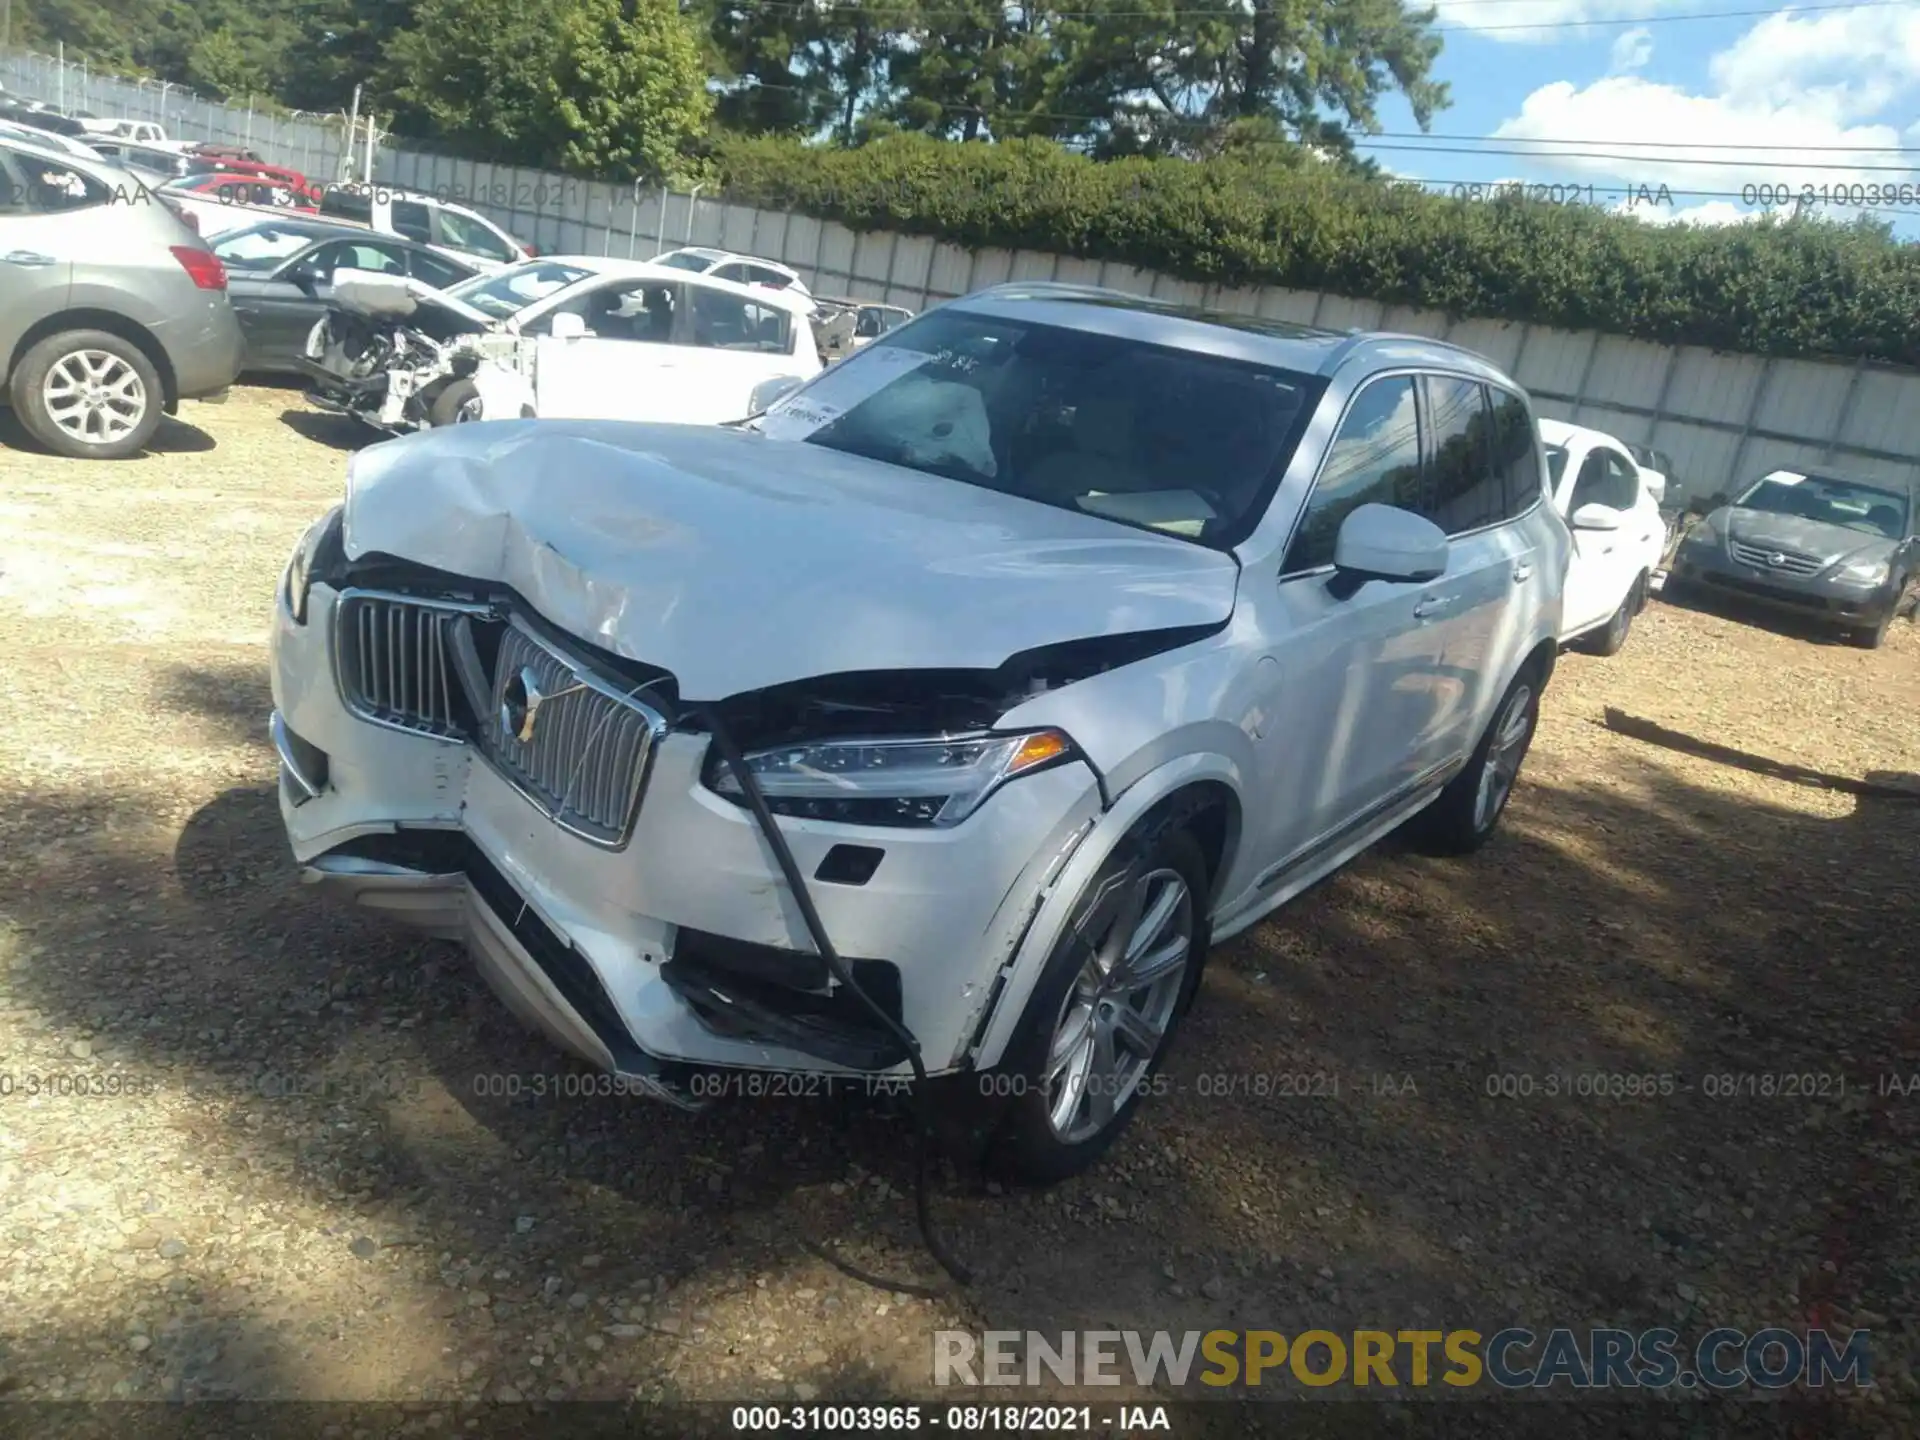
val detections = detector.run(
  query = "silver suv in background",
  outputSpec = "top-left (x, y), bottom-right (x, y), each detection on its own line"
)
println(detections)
top-left (0, 133), bottom-right (241, 458)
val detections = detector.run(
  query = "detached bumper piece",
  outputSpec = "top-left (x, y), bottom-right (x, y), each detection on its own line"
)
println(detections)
top-left (270, 710), bottom-right (329, 803)
top-left (661, 932), bottom-right (910, 1072)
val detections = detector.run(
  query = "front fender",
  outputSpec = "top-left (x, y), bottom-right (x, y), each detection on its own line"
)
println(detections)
top-left (471, 360), bottom-right (534, 420)
top-left (967, 751), bottom-right (1246, 1073)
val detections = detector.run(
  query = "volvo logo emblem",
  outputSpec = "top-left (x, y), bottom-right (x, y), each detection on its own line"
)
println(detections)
top-left (1767, 552), bottom-right (1788, 568)
top-left (499, 666), bottom-right (547, 744)
top-left (499, 667), bottom-right (593, 745)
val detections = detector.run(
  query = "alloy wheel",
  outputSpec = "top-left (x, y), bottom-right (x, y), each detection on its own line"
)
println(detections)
top-left (1473, 684), bottom-right (1535, 832)
top-left (42, 350), bottom-right (147, 447)
top-left (1044, 865), bottom-right (1193, 1145)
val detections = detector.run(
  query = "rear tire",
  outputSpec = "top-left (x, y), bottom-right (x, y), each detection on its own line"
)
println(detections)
top-left (986, 824), bottom-right (1210, 1185)
top-left (1407, 663), bottom-right (1542, 856)
top-left (427, 378), bottom-right (482, 427)
top-left (10, 329), bottom-right (163, 460)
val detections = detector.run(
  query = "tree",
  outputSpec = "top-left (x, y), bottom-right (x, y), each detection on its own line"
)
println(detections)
top-left (546, 0), bottom-right (713, 182)
top-left (185, 26), bottom-right (268, 100)
top-left (380, 0), bottom-right (566, 163)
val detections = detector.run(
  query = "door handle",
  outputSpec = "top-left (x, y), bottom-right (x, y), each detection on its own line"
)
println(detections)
top-left (1413, 594), bottom-right (1455, 619)
top-left (1512, 561), bottom-right (1534, 583)
top-left (2, 250), bottom-right (57, 267)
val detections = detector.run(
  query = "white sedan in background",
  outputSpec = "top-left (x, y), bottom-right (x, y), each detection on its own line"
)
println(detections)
top-left (1540, 419), bottom-right (1668, 655)
top-left (304, 256), bottom-right (822, 433)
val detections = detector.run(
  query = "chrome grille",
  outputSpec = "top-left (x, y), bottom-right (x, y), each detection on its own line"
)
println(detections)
top-left (477, 622), bottom-right (666, 846)
top-left (330, 591), bottom-right (667, 848)
top-left (1729, 540), bottom-right (1823, 577)
top-left (333, 592), bottom-right (476, 738)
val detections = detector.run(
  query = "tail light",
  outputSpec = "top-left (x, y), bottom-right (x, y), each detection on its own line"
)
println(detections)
top-left (170, 245), bottom-right (227, 290)
top-left (524, 244), bottom-right (540, 258)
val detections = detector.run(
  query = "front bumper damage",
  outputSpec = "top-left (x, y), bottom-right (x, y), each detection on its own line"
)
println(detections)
top-left (1670, 542), bottom-right (1897, 627)
top-left (271, 581), bottom-right (1104, 1100)
top-left (299, 300), bottom-right (531, 434)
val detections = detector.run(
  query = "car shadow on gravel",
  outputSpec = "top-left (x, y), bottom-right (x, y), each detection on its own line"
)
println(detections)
top-left (0, 409), bottom-right (216, 459)
top-left (279, 408), bottom-right (374, 454)
top-left (2, 699), bottom-right (1915, 1415)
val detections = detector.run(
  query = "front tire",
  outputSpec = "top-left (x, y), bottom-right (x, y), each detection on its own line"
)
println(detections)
top-left (427, 378), bottom-right (483, 427)
top-left (1584, 573), bottom-right (1646, 657)
top-left (1848, 609), bottom-right (1893, 649)
top-left (10, 330), bottom-right (162, 459)
top-left (987, 824), bottom-right (1210, 1185)
top-left (1408, 664), bottom-right (1542, 856)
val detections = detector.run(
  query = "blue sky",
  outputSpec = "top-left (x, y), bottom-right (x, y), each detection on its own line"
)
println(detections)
top-left (1365, 1), bottom-right (1920, 236)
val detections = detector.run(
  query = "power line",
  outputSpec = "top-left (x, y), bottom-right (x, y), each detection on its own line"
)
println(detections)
top-left (724, 0), bottom-right (1917, 31)
top-left (1356, 130), bottom-right (1920, 156)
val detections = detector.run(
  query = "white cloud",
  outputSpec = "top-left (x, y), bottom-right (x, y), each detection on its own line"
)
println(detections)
top-left (1491, 66), bottom-right (1913, 212)
top-left (1613, 198), bottom-right (1757, 226)
top-left (1609, 27), bottom-right (1653, 73)
top-left (1427, 0), bottom-right (1695, 46)
top-left (1709, 7), bottom-right (1920, 121)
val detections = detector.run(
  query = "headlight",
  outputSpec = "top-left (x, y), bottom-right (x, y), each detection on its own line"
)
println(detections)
top-left (707, 729), bottom-right (1076, 828)
top-left (1839, 558), bottom-right (1890, 585)
top-left (284, 504), bottom-right (342, 624)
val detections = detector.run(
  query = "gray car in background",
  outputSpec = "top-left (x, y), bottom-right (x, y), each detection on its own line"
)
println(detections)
top-left (0, 132), bottom-right (241, 459)
top-left (1667, 468), bottom-right (1919, 648)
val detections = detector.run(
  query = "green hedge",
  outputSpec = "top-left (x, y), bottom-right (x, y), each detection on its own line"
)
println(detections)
top-left (711, 132), bottom-right (1920, 369)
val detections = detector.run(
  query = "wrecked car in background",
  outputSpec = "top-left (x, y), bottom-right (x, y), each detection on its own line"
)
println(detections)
top-left (811, 297), bottom-right (916, 363)
top-left (270, 283), bottom-right (1568, 1181)
top-left (300, 256), bottom-right (822, 433)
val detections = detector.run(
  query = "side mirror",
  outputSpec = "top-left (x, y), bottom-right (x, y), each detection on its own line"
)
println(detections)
top-left (748, 375), bottom-right (805, 417)
top-left (283, 259), bottom-right (323, 291)
top-left (1570, 502), bottom-right (1625, 532)
top-left (1332, 503), bottom-right (1449, 584)
top-left (1688, 490), bottom-right (1728, 516)
top-left (548, 311), bottom-right (588, 341)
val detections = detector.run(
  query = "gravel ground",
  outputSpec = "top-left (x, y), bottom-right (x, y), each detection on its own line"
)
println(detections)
top-left (0, 389), bottom-right (1916, 1435)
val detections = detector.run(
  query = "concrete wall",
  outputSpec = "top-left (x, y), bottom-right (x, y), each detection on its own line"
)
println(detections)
top-left (9, 48), bottom-right (1916, 498)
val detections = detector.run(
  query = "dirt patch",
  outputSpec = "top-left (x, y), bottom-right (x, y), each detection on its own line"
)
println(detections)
top-left (0, 391), bottom-right (1915, 1431)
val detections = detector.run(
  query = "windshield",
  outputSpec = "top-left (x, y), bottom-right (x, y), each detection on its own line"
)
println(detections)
top-left (1734, 473), bottom-right (1909, 539)
top-left (655, 251), bottom-right (715, 273)
top-left (212, 225), bottom-right (320, 269)
top-left (753, 308), bottom-right (1326, 550)
top-left (447, 260), bottom-right (594, 318)
top-left (1544, 443), bottom-right (1569, 487)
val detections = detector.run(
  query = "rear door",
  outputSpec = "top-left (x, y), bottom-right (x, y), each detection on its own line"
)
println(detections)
top-left (1415, 373), bottom-right (1522, 768)
top-left (0, 146), bottom-right (76, 370)
top-left (238, 238), bottom-right (413, 367)
top-left (671, 280), bottom-right (814, 422)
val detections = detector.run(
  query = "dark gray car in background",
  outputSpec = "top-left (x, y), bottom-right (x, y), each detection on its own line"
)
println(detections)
top-left (1666, 468), bottom-right (1918, 648)
top-left (0, 131), bottom-right (241, 458)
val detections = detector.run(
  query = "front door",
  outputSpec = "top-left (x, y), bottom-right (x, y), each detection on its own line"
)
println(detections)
top-left (1557, 444), bottom-right (1641, 633)
top-left (1242, 372), bottom-right (1454, 881)
top-left (524, 277), bottom-right (701, 421)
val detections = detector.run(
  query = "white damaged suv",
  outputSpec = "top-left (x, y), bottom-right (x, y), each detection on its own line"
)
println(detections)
top-left (269, 284), bottom-right (1570, 1180)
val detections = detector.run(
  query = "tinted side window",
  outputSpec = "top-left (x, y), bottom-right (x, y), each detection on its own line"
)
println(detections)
top-left (688, 284), bottom-right (793, 353)
top-left (9, 155), bottom-right (110, 213)
top-left (407, 249), bottom-right (472, 289)
top-left (1572, 449), bottom-right (1639, 512)
top-left (435, 209), bottom-right (514, 263)
top-left (319, 188), bottom-right (373, 225)
top-left (391, 199), bottom-right (432, 244)
top-left (309, 240), bottom-right (408, 279)
top-left (1487, 387), bottom-right (1542, 519)
top-left (1422, 375), bottom-right (1502, 535)
top-left (1284, 375), bottom-right (1423, 574)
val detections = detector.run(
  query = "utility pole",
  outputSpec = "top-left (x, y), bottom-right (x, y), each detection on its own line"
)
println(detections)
top-left (57, 40), bottom-right (64, 111)
top-left (345, 82), bottom-right (362, 185)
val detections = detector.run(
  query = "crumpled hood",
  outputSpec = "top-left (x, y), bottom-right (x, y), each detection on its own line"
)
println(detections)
top-left (342, 420), bottom-right (1241, 700)
top-left (1723, 509), bottom-right (1896, 567)
top-left (329, 271), bottom-right (495, 331)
